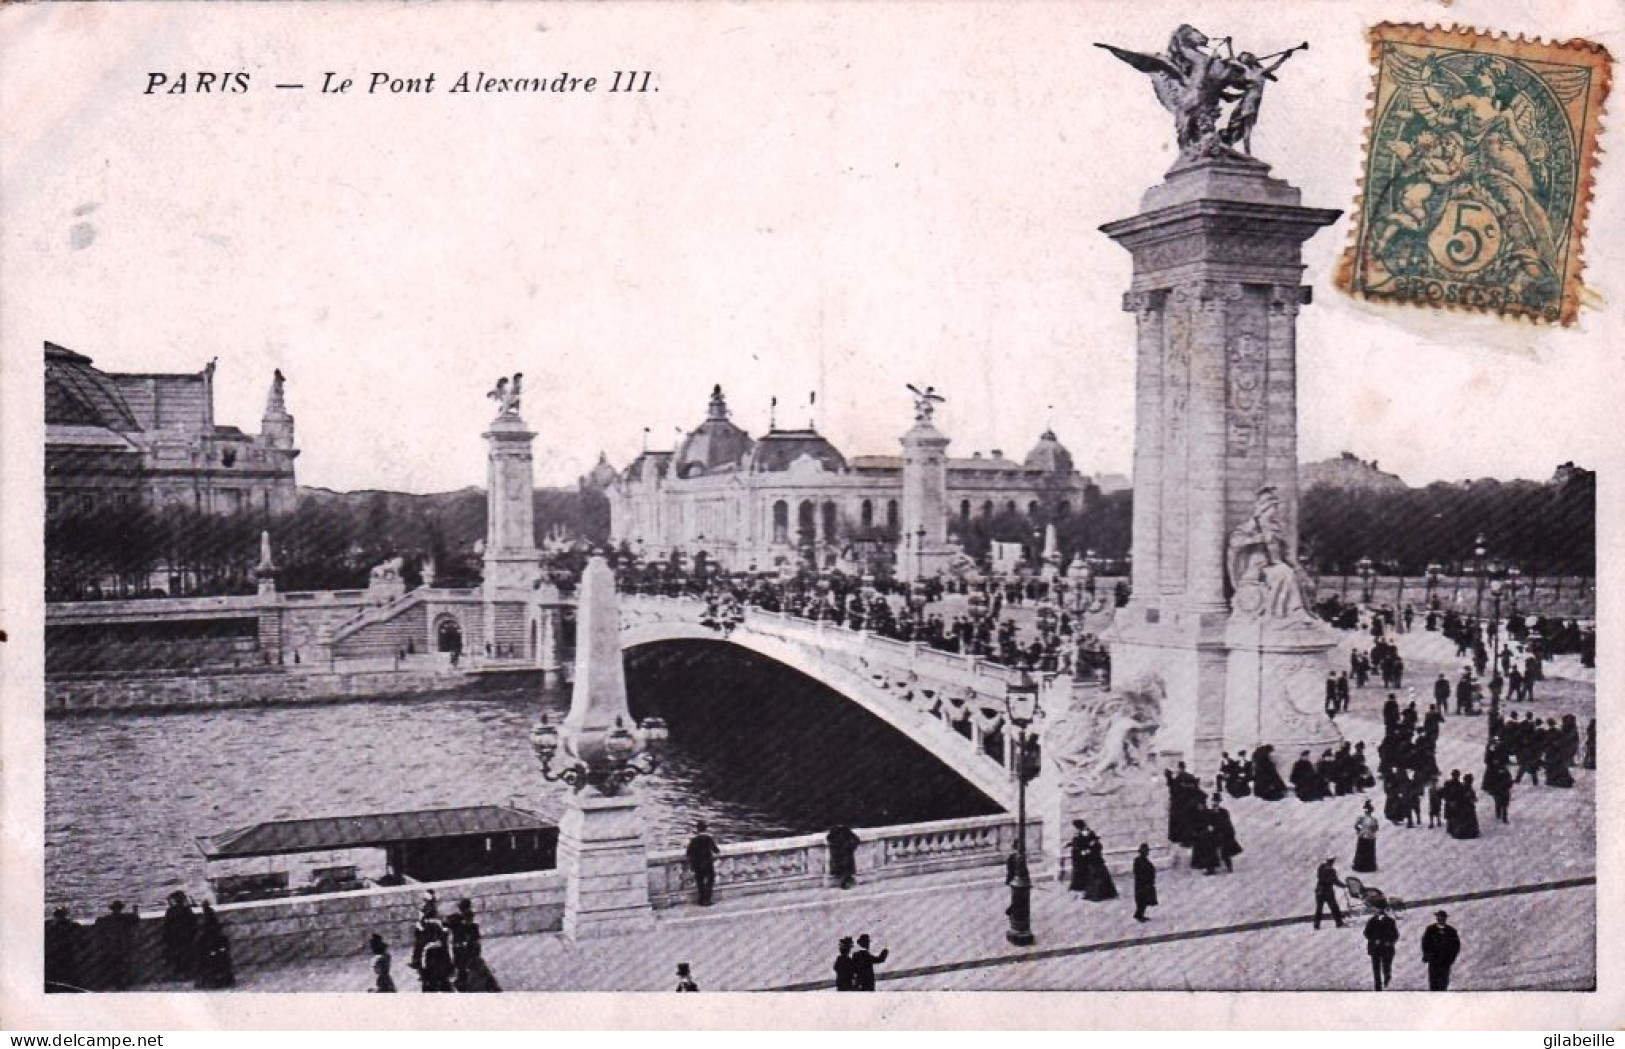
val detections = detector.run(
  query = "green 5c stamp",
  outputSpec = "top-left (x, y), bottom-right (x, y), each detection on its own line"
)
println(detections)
top-left (1339, 24), bottom-right (1611, 325)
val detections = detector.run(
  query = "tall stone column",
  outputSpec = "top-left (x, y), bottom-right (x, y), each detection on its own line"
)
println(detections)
top-left (483, 410), bottom-right (541, 658)
top-left (898, 406), bottom-right (955, 580)
top-left (1103, 156), bottom-right (1341, 774)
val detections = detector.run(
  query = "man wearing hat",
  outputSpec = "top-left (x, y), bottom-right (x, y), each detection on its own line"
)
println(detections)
top-left (674, 962), bottom-right (699, 992)
top-left (851, 933), bottom-right (889, 991)
top-left (1420, 910), bottom-right (1462, 990)
top-left (1363, 904), bottom-right (1399, 990)
top-left (1131, 843), bottom-right (1158, 923)
top-left (1312, 857), bottom-right (1346, 929)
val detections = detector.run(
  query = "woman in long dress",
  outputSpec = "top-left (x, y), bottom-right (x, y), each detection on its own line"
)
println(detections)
top-left (1455, 774), bottom-right (1482, 839)
top-left (1251, 746), bottom-right (1287, 801)
top-left (1352, 800), bottom-right (1380, 873)
top-left (1189, 798), bottom-right (1221, 876)
top-left (1073, 822), bottom-right (1118, 902)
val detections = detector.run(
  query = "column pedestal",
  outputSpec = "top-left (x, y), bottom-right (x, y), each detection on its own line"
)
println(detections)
top-left (1222, 618), bottom-right (1341, 755)
top-left (557, 792), bottom-right (655, 940)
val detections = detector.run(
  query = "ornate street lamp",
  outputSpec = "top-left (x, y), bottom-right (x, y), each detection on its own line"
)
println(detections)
top-left (530, 712), bottom-right (665, 795)
top-left (1003, 667), bottom-right (1041, 947)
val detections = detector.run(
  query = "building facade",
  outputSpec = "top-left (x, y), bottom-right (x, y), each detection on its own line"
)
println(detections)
top-left (602, 384), bottom-right (1124, 573)
top-left (45, 342), bottom-right (299, 517)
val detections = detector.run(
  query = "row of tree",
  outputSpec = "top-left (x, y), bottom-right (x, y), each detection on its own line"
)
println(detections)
top-left (44, 468), bottom-right (1592, 600)
top-left (1298, 470), bottom-right (1595, 576)
top-left (44, 487), bottom-right (612, 601)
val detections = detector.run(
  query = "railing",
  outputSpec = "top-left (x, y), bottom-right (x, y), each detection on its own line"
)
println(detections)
top-left (46, 593), bottom-right (266, 622)
top-left (645, 813), bottom-right (1036, 909)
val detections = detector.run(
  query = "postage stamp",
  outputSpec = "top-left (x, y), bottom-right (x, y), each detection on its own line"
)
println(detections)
top-left (1337, 23), bottom-right (1612, 325)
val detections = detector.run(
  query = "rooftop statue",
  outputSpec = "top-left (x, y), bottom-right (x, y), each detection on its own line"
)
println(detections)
top-left (1096, 26), bottom-right (1308, 162)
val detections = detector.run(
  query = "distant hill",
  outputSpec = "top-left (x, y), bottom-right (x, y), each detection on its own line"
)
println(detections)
top-left (1301, 452), bottom-right (1409, 493)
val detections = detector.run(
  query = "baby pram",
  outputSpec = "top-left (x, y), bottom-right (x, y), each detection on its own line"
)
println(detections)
top-left (1343, 875), bottom-right (1405, 919)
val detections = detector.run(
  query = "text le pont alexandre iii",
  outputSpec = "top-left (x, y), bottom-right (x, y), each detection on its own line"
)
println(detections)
top-left (144, 70), bottom-right (655, 95)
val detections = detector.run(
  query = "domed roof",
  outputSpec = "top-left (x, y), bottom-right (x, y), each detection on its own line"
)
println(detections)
top-left (45, 343), bottom-right (140, 431)
top-left (1023, 429), bottom-right (1074, 475)
top-left (675, 385), bottom-right (754, 478)
top-left (584, 452), bottom-right (618, 489)
top-left (747, 427), bottom-right (847, 474)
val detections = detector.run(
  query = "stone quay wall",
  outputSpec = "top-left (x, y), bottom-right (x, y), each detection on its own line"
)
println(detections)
top-left (45, 664), bottom-right (477, 716)
top-left (66, 813), bottom-right (1035, 988)
top-left (74, 869), bottom-right (565, 991)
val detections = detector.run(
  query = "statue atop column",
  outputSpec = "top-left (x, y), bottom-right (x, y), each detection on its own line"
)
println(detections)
top-left (1096, 26), bottom-right (1308, 162)
top-left (905, 383), bottom-right (945, 424)
top-left (486, 372), bottom-right (524, 417)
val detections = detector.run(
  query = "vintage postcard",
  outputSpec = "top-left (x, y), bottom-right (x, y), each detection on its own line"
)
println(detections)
top-left (1337, 23), bottom-right (1612, 325)
top-left (0, 0), bottom-right (1620, 1033)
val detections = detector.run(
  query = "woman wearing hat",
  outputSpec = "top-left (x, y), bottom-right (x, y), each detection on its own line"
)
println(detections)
top-left (1352, 799), bottom-right (1380, 873)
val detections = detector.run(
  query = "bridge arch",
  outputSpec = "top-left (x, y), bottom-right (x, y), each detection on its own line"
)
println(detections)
top-left (618, 615), bottom-right (1017, 809)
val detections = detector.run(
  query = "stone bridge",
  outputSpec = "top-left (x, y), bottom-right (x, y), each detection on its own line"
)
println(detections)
top-left (618, 595), bottom-right (1075, 812)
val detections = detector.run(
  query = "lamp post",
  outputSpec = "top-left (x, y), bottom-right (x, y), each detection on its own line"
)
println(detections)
top-left (1473, 533), bottom-right (1488, 622)
top-left (1003, 666), bottom-right (1041, 947)
top-left (1487, 577), bottom-right (1505, 743)
top-left (1357, 556), bottom-right (1375, 605)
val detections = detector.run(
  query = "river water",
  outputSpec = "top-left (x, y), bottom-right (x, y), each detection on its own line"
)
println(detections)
top-left (45, 641), bottom-right (998, 911)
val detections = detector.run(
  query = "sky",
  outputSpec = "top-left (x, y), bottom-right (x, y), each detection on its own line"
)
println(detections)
top-left (4, 2), bottom-right (1621, 493)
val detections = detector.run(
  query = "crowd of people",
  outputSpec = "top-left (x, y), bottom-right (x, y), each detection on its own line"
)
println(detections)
top-left (395, 891), bottom-right (501, 993)
top-left (44, 892), bottom-right (233, 993)
top-left (662, 566), bottom-right (1118, 682)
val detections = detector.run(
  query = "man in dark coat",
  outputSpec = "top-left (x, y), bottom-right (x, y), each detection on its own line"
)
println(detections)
top-left (1313, 858), bottom-right (1346, 930)
top-left (1433, 673), bottom-right (1451, 713)
top-left (1132, 843), bottom-right (1157, 922)
top-left (1364, 906), bottom-right (1399, 990)
top-left (1383, 692), bottom-right (1401, 729)
top-left (92, 901), bottom-right (139, 991)
top-left (826, 825), bottom-right (860, 889)
top-left (686, 821), bottom-right (721, 906)
top-left (44, 908), bottom-right (81, 993)
top-left (160, 891), bottom-right (198, 981)
top-left (1421, 910), bottom-right (1462, 990)
top-left (851, 933), bottom-right (889, 991)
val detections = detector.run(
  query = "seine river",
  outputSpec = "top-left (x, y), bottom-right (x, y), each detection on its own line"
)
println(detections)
top-left (45, 641), bottom-right (998, 911)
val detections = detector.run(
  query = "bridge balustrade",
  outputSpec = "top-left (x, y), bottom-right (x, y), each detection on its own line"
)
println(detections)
top-left (645, 813), bottom-right (1038, 909)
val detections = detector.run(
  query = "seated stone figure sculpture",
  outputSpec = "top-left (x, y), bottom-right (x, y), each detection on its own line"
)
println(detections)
top-left (1226, 487), bottom-right (1314, 622)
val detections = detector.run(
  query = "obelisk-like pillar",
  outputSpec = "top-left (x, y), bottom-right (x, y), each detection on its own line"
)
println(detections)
top-left (1103, 156), bottom-right (1341, 775)
top-left (555, 557), bottom-right (655, 938)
